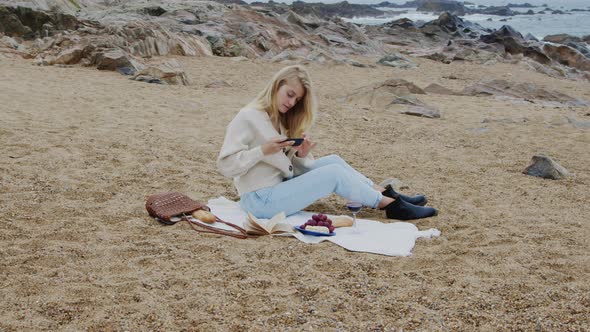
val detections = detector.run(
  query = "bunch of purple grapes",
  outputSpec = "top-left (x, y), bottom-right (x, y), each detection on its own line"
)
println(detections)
top-left (301, 213), bottom-right (335, 233)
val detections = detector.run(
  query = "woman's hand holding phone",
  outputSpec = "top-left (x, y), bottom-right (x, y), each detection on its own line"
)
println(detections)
top-left (261, 137), bottom-right (294, 155)
top-left (293, 133), bottom-right (316, 158)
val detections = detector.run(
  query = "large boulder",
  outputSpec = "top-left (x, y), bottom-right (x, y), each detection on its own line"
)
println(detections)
top-left (53, 45), bottom-right (85, 65)
top-left (480, 25), bottom-right (551, 63)
top-left (343, 79), bottom-right (425, 109)
top-left (93, 49), bottom-right (145, 73)
top-left (102, 24), bottom-right (212, 58)
top-left (0, 6), bottom-right (79, 40)
top-left (420, 12), bottom-right (489, 39)
top-left (283, 10), bottom-right (322, 30)
top-left (543, 34), bottom-right (582, 44)
top-left (543, 34), bottom-right (590, 59)
top-left (543, 43), bottom-right (590, 72)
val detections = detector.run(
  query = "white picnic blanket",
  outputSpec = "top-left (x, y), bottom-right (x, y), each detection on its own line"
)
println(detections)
top-left (207, 197), bottom-right (441, 257)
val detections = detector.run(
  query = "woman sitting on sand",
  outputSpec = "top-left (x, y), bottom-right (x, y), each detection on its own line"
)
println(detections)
top-left (217, 65), bottom-right (437, 221)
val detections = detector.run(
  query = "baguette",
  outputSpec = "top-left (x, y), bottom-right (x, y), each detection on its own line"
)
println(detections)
top-left (192, 209), bottom-right (217, 224)
top-left (332, 215), bottom-right (353, 228)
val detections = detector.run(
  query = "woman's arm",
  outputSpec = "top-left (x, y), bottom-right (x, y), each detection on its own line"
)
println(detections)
top-left (217, 110), bottom-right (295, 178)
top-left (217, 113), bottom-right (265, 178)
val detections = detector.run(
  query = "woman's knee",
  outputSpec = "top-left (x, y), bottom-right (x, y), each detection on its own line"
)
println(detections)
top-left (323, 154), bottom-right (345, 165)
top-left (315, 163), bottom-right (348, 183)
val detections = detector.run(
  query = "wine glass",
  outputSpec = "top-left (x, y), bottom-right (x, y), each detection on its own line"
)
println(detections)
top-left (346, 201), bottom-right (363, 232)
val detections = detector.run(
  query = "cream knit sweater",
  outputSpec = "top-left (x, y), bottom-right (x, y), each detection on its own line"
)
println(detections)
top-left (217, 107), bottom-right (315, 196)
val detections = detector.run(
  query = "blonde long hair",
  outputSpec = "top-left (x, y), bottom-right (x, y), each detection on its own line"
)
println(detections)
top-left (246, 65), bottom-right (317, 138)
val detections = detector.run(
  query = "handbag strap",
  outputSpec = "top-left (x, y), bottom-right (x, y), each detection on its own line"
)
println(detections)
top-left (183, 215), bottom-right (257, 239)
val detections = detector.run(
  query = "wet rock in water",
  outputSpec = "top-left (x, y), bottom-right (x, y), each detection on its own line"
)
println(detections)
top-left (524, 33), bottom-right (539, 42)
top-left (132, 59), bottom-right (190, 85)
top-left (423, 83), bottom-right (460, 95)
top-left (543, 34), bottom-right (582, 44)
top-left (477, 6), bottom-right (516, 16)
top-left (377, 53), bottom-right (417, 68)
top-left (523, 154), bottom-right (569, 179)
top-left (417, 1), bottom-right (467, 16)
top-left (543, 34), bottom-right (590, 58)
top-left (400, 106), bottom-right (441, 119)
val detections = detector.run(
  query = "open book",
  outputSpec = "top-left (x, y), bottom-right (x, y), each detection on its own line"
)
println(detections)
top-left (244, 212), bottom-right (295, 235)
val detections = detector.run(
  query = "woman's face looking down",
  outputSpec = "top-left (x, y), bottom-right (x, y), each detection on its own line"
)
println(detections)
top-left (276, 78), bottom-right (305, 114)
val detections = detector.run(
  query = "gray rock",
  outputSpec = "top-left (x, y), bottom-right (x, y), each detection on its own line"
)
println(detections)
top-left (344, 78), bottom-right (426, 110)
top-left (53, 45), bottom-right (84, 65)
top-left (132, 59), bottom-right (190, 85)
top-left (0, 6), bottom-right (80, 40)
top-left (377, 53), bottom-right (417, 69)
top-left (93, 49), bottom-right (145, 73)
top-left (132, 75), bottom-right (165, 84)
top-left (0, 35), bottom-right (20, 49)
top-left (423, 83), bottom-right (460, 95)
top-left (400, 106), bottom-right (441, 119)
top-left (542, 43), bottom-right (590, 72)
top-left (342, 58), bottom-right (367, 67)
top-left (523, 154), bottom-right (569, 179)
top-left (390, 95), bottom-right (426, 106)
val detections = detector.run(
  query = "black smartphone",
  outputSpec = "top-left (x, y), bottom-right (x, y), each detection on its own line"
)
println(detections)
top-left (281, 138), bottom-right (304, 146)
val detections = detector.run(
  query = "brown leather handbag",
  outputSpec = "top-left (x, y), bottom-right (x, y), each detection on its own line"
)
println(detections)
top-left (146, 192), bottom-right (252, 239)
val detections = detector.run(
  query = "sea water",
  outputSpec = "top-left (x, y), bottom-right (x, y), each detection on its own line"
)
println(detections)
top-left (341, 0), bottom-right (590, 38)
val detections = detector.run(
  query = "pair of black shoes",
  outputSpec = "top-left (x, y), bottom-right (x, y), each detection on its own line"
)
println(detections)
top-left (381, 184), bottom-right (438, 220)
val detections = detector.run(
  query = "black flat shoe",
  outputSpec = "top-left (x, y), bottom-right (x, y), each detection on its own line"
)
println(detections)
top-left (384, 198), bottom-right (438, 220)
top-left (382, 184), bottom-right (428, 206)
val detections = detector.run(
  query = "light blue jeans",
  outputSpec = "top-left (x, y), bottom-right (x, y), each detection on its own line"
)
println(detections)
top-left (240, 154), bottom-right (383, 218)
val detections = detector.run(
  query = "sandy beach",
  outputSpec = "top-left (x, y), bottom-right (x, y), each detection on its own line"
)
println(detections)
top-left (1, 54), bottom-right (589, 330)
